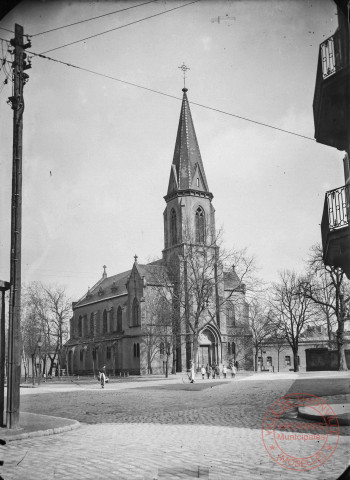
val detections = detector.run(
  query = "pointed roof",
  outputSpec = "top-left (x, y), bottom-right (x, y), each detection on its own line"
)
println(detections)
top-left (167, 88), bottom-right (210, 196)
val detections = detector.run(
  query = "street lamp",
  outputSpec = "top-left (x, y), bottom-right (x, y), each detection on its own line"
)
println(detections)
top-left (37, 338), bottom-right (43, 386)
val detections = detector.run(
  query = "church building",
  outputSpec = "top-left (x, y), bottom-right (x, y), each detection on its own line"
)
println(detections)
top-left (63, 87), bottom-right (253, 376)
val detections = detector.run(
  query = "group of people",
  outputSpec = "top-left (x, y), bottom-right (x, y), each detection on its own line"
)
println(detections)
top-left (200, 361), bottom-right (238, 380)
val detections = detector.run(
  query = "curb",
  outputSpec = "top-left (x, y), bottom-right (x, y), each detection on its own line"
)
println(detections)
top-left (1, 419), bottom-right (81, 442)
top-left (298, 406), bottom-right (350, 426)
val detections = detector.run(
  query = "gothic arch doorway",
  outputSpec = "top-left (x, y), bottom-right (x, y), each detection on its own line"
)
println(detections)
top-left (197, 326), bottom-right (221, 367)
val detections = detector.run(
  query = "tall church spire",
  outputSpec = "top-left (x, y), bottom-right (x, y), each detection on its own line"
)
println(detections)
top-left (167, 88), bottom-right (210, 197)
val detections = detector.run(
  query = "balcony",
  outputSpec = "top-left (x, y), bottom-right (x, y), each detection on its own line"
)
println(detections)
top-left (313, 30), bottom-right (350, 150)
top-left (321, 184), bottom-right (350, 278)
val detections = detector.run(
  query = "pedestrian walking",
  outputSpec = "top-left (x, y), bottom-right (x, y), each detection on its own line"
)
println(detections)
top-left (215, 364), bottom-right (220, 379)
top-left (212, 363), bottom-right (216, 379)
top-left (206, 364), bottom-right (211, 379)
top-left (231, 363), bottom-right (237, 378)
top-left (201, 365), bottom-right (206, 380)
top-left (190, 360), bottom-right (195, 383)
top-left (99, 365), bottom-right (107, 388)
top-left (223, 364), bottom-right (227, 379)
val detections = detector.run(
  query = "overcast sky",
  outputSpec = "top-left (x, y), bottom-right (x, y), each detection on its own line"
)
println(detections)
top-left (0, 0), bottom-right (344, 300)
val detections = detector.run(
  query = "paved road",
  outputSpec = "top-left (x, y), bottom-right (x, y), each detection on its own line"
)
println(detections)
top-left (1, 375), bottom-right (349, 479)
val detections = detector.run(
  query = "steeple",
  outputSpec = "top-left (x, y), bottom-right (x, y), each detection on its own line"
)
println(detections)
top-left (166, 88), bottom-right (210, 198)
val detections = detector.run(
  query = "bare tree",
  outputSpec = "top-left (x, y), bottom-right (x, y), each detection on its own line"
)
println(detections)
top-left (22, 282), bottom-right (72, 377)
top-left (269, 329), bottom-right (288, 372)
top-left (301, 244), bottom-right (350, 371)
top-left (249, 299), bottom-right (274, 371)
top-left (270, 271), bottom-right (316, 372)
top-left (21, 310), bottom-right (41, 383)
top-left (150, 224), bottom-right (257, 372)
top-left (141, 289), bottom-right (173, 376)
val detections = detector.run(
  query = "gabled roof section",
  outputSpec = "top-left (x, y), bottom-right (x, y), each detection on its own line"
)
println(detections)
top-left (137, 263), bottom-right (169, 285)
top-left (74, 269), bottom-right (130, 308)
top-left (224, 269), bottom-right (243, 291)
top-left (167, 88), bottom-right (210, 196)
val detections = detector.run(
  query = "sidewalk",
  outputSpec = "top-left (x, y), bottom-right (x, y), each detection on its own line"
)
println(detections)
top-left (242, 370), bottom-right (350, 382)
top-left (0, 413), bottom-right (80, 442)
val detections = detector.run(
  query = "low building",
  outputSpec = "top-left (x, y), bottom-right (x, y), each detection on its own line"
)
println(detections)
top-left (257, 325), bottom-right (350, 372)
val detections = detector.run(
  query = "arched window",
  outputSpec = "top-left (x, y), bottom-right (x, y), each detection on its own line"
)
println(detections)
top-left (227, 305), bottom-right (235, 327)
top-left (109, 308), bottom-right (114, 331)
top-left (78, 316), bottom-right (82, 337)
top-left (137, 343), bottom-right (140, 358)
top-left (95, 311), bottom-right (100, 334)
top-left (159, 342), bottom-right (164, 355)
top-left (133, 298), bottom-right (140, 326)
top-left (103, 309), bottom-right (108, 334)
top-left (232, 342), bottom-right (236, 356)
top-left (84, 315), bottom-right (88, 337)
top-left (170, 209), bottom-right (177, 245)
top-left (195, 206), bottom-right (205, 243)
top-left (228, 342), bottom-right (231, 355)
top-left (133, 343), bottom-right (137, 357)
top-left (90, 313), bottom-right (94, 336)
top-left (117, 306), bottom-right (123, 332)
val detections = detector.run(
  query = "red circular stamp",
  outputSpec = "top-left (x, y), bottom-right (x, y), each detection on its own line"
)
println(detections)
top-left (262, 393), bottom-right (340, 471)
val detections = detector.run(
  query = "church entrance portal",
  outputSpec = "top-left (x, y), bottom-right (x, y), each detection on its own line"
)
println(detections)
top-left (198, 328), bottom-right (220, 367)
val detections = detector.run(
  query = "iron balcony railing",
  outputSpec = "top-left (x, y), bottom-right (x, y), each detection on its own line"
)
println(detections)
top-left (324, 184), bottom-right (349, 229)
top-left (321, 184), bottom-right (350, 252)
top-left (320, 30), bottom-right (349, 79)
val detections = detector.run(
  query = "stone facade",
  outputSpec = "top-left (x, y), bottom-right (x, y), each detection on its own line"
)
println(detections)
top-left (63, 88), bottom-right (253, 376)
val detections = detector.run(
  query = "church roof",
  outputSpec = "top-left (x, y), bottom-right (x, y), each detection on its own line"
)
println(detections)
top-left (74, 269), bottom-right (130, 308)
top-left (224, 269), bottom-right (243, 291)
top-left (137, 262), bottom-right (169, 285)
top-left (74, 261), bottom-right (170, 309)
top-left (167, 88), bottom-right (210, 196)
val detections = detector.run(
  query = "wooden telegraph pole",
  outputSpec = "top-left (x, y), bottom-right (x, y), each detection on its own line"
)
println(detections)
top-left (6, 24), bottom-right (31, 429)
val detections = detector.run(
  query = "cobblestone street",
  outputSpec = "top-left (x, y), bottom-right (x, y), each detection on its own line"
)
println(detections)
top-left (1, 374), bottom-right (349, 479)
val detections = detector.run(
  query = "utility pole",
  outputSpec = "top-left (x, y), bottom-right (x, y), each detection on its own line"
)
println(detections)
top-left (6, 24), bottom-right (31, 429)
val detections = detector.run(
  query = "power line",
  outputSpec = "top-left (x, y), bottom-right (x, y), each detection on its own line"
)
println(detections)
top-left (0, 27), bottom-right (14, 34)
top-left (30, 0), bottom-right (159, 37)
top-left (40, 0), bottom-right (201, 54)
top-left (22, 47), bottom-right (315, 142)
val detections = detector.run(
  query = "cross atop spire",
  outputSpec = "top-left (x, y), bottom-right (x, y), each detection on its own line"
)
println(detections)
top-left (178, 62), bottom-right (190, 89)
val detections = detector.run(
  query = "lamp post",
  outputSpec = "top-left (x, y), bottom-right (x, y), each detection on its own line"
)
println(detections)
top-left (37, 338), bottom-right (43, 386)
top-left (0, 281), bottom-right (10, 427)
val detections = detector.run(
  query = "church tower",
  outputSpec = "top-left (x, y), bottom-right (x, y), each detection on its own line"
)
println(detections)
top-left (163, 88), bottom-right (216, 263)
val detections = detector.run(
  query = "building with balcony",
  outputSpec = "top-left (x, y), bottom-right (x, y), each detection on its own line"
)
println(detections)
top-left (313, 0), bottom-right (350, 278)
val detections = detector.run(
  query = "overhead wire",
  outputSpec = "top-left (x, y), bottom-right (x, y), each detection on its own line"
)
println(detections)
top-left (0, 26), bottom-right (14, 34)
top-left (0, 23), bottom-right (315, 141)
top-left (20, 46), bottom-right (315, 142)
top-left (40, 0), bottom-right (201, 54)
top-left (30, 0), bottom-right (159, 37)
top-left (0, 41), bottom-right (12, 85)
